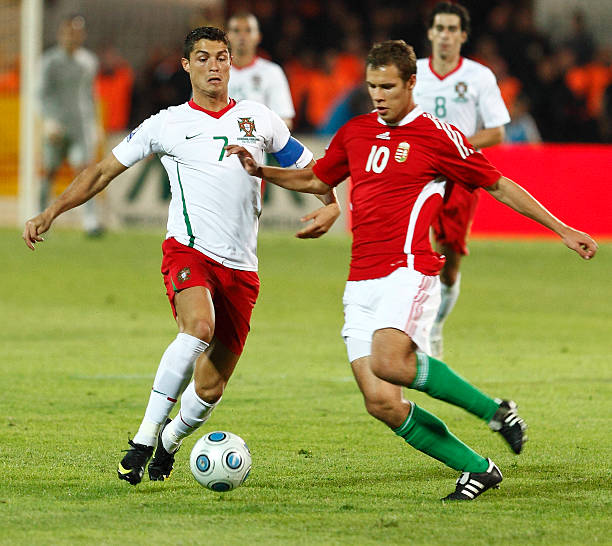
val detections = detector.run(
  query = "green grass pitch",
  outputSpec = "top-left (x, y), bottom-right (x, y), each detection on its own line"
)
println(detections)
top-left (1, 227), bottom-right (610, 544)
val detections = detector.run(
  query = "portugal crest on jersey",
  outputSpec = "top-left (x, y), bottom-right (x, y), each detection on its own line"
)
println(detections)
top-left (177, 267), bottom-right (191, 283)
top-left (238, 117), bottom-right (256, 137)
top-left (454, 82), bottom-right (468, 102)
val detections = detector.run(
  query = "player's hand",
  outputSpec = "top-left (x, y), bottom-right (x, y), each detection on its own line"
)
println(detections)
top-left (225, 145), bottom-right (260, 176)
top-left (560, 227), bottom-right (598, 260)
top-left (43, 118), bottom-right (65, 143)
top-left (296, 202), bottom-right (340, 239)
top-left (22, 213), bottom-right (53, 251)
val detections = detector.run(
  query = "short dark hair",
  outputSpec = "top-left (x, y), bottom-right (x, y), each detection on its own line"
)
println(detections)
top-left (428, 2), bottom-right (471, 36)
top-left (366, 40), bottom-right (417, 82)
top-left (183, 26), bottom-right (231, 59)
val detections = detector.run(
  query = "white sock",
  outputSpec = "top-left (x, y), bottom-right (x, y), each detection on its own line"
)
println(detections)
top-left (162, 381), bottom-right (219, 453)
top-left (133, 333), bottom-right (208, 446)
top-left (431, 273), bottom-right (461, 336)
top-left (82, 198), bottom-right (101, 232)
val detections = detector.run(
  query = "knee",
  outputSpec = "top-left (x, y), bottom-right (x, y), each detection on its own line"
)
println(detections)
top-left (370, 353), bottom-right (416, 385)
top-left (369, 351), bottom-right (395, 381)
top-left (440, 253), bottom-right (461, 286)
top-left (181, 316), bottom-right (213, 343)
top-left (440, 268), bottom-right (459, 286)
top-left (363, 395), bottom-right (398, 424)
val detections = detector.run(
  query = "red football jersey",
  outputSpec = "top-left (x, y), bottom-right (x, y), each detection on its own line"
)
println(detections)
top-left (312, 107), bottom-right (501, 280)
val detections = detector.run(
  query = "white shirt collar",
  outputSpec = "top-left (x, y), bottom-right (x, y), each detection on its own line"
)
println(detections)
top-left (376, 105), bottom-right (423, 127)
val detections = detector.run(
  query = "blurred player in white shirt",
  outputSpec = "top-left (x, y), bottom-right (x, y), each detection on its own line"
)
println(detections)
top-left (413, 2), bottom-right (510, 358)
top-left (23, 26), bottom-right (340, 486)
top-left (39, 15), bottom-right (103, 236)
top-left (227, 12), bottom-right (295, 129)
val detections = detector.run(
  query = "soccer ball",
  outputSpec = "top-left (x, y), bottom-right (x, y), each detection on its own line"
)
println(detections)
top-left (189, 431), bottom-right (251, 492)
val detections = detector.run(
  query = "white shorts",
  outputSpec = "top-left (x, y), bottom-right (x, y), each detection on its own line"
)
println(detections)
top-left (341, 267), bottom-right (440, 362)
top-left (43, 126), bottom-right (97, 171)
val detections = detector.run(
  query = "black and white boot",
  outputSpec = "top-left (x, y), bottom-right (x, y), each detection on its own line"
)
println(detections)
top-left (442, 458), bottom-right (503, 501)
top-left (489, 399), bottom-right (528, 454)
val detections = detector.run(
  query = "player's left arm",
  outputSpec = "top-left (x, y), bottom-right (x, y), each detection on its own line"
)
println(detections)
top-left (226, 140), bottom-right (339, 239)
top-left (270, 64), bottom-right (296, 132)
top-left (226, 145), bottom-right (329, 193)
top-left (485, 176), bottom-right (598, 260)
top-left (470, 68), bottom-right (509, 149)
top-left (468, 125), bottom-right (505, 149)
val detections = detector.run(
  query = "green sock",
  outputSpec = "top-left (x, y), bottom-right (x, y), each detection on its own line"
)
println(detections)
top-left (394, 403), bottom-right (488, 473)
top-left (411, 352), bottom-right (499, 422)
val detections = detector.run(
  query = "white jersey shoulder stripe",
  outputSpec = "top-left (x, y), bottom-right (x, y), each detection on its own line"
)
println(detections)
top-left (404, 178), bottom-right (446, 259)
top-left (422, 113), bottom-right (473, 160)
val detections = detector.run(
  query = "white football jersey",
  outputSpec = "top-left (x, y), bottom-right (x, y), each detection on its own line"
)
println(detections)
top-left (113, 99), bottom-right (312, 270)
top-left (229, 57), bottom-right (295, 121)
top-left (39, 46), bottom-right (98, 139)
top-left (414, 57), bottom-right (510, 137)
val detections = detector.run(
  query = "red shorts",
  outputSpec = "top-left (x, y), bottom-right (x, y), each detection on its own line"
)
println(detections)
top-left (432, 183), bottom-right (480, 255)
top-left (161, 238), bottom-right (260, 356)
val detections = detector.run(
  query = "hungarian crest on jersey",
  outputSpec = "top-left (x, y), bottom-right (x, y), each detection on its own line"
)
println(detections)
top-left (395, 142), bottom-right (410, 163)
top-left (237, 117), bottom-right (256, 137)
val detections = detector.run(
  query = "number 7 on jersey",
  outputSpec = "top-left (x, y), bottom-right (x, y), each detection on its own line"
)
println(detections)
top-left (213, 136), bottom-right (229, 161)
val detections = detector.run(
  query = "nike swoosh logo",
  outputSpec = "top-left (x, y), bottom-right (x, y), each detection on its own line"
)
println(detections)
top-left (117, 463), bottom-right (132, 475)
top-left (185, 133), bottom-right (203, 139)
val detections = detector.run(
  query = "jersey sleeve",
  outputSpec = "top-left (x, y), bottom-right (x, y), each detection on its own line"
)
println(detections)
top-left (478, 68), bottom-right (511, 128)
top-left (266, 108), bottom-right (313, 168)
top-left (431, 118), bottom-right (501, 189)
top-left (267, 64), bottom-right (296, 120)
top-left (38, 54), bottom-right (55, 116)
top-left (112, 111), bottom-right (166, 167)
top-left (311, 126), bottom-right (350, 187)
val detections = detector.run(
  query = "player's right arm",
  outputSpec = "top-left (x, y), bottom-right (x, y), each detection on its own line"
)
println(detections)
top-left (22, 153), bottom-right (127, 250)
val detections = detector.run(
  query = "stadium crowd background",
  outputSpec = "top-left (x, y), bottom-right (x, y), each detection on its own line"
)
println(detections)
top-left (2, 0), bottom-right (606, 143)
top-left (0, 0), bottom-right (611, 229)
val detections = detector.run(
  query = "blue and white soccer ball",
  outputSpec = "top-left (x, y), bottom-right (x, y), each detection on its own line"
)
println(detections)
top-left (189, 431), bottom-right (251, 492)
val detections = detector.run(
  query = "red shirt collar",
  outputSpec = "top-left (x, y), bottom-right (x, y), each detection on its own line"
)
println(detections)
top-left (428, 56), bottom-right (464, 80)
top-left (188, 98), bottom-right (236, 118)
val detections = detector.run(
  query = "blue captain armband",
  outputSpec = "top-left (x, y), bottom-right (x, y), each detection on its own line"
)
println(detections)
top-left (272, 137), bottom-right (305, 167)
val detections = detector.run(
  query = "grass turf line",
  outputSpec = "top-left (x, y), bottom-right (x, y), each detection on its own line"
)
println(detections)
top-left (1, 228), bottom-right (610, 544)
